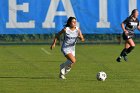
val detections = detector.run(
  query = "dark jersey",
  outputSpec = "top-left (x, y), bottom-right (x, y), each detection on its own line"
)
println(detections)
top-left (122, 16), bottom-right (139, 40)
top-left (123, 16), bottom-right (139, 32)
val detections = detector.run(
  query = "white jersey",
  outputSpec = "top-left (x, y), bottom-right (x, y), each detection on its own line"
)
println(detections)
top-left (61, 27), bottom-right (79, 56)
top-left (62, 27), bottom-right (79, 48)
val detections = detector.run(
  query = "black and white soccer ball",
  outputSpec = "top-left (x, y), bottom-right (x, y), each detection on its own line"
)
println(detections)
top-left (96, 71), bottom-right (107, 81)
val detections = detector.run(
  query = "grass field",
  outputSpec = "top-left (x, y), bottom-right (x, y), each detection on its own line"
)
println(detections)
top-left (0, 44), bottom-right (140, 93)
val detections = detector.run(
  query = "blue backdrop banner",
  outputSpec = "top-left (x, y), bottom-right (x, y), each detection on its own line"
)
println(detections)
top-left (0, 0), bottom-right (140, 34)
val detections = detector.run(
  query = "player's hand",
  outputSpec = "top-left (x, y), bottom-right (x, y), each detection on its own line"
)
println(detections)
top-left (78, 36), bottom-right (85, 42)
top-left (81, 38), bottom-right (85, 42)
top-left (50, 44), bottom-right (55, 50)
top-left (124, 30), bottom-right (128, 36)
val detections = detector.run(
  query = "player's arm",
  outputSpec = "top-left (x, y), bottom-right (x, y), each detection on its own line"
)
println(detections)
top-left (138, 25), bottom-right (140, 30)
top-left (121, 17), bottom-right (129, 35)
top-left (137, 20), bottom-right (140, 30)
top-left (50, 28), bottom-right (66, 50)
top-left (121, 22), bottom-right (128, 35)
top-left (78, 28), bottom-right (85, 42)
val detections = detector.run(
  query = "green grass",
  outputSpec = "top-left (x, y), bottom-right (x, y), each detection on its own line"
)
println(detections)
top-left (0, 45), bottom-right (140, 93)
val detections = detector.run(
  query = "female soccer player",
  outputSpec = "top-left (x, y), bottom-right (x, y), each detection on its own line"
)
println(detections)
top-left (50, 17), bottom-right (84, 79)
top-left (116, 9), bottom-right (140, 62)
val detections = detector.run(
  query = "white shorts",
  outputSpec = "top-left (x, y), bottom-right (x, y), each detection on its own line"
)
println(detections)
top-left (61, 47), bottom-right (75, 56)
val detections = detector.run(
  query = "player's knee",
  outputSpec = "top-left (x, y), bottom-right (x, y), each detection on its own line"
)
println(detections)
top-left (132, 44), bottom-right (135, 47)
top-left (71, 58), bottom-right (76, 63)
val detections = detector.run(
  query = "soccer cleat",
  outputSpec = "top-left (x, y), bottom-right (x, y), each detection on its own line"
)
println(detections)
top-left (59, 74), bottom-right (66, 79)
top-left (116, 57), bottom-right (121, 62)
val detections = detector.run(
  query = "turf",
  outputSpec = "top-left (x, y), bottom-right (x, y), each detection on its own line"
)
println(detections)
top-left (0, 45), bottom-right (140, 93)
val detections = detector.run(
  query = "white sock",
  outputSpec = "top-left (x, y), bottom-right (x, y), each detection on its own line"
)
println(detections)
top-left (65, 66), bottom-right (71, 74)
top-left (65, 60), bottom-right (72, 74)
top-left (60, 60), bottom-right (72, 75)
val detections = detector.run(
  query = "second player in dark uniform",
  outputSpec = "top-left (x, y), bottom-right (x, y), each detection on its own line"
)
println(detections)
top-left (116, 9), bottom-right (140, 62)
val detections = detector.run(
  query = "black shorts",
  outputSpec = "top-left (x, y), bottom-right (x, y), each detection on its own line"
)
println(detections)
top-left (122, 32), bottom-right (134, 40)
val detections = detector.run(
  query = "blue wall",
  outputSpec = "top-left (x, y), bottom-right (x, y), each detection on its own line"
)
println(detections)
top-left (0, 0), bottom-right (140, 34)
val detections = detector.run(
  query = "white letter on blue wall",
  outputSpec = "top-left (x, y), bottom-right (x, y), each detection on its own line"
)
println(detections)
top-left (129, 0), bottom-right (137, 15)
top-left (6, 0), bottom-right (35, 28)
top-left (42, 0), bottom-right (79, 28)
top-left (97, 0), bottom-right (110, 28)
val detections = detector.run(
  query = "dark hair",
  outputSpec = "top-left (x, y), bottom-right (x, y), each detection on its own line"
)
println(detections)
top-left (65, 17), bottom-right (76, 27)
top-left (130, 9), bottom-right (138, 16)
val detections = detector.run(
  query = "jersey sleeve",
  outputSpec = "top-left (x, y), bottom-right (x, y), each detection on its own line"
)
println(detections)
top-left (122, 17), bottom-right (129, 24)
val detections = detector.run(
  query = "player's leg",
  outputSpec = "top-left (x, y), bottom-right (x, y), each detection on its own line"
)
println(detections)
top-left (126, 39), bottom-right (135, 54)
top-left (59, 53), bottom-right (75, 79)
top-left (121, 41), bottom-right (130, 61)
top-left (116, 41), bottom-right (129, 62)
top-left (59, 59), bottom-right (71, 79)
top-left (116, 38), bottom-right (135, 62)
top-left (64, 47), bottom-right (76, 73)
top-left (65, 52), bottom-right (76, 66)
top-left (60, 59), bottom-right (72, 74)
top-left (123, 39), bottom-right (135, 61)
top-left (64, 52), bottom-right (76, 74)
top-left (65, 60), bottom-right (72, 75)
top-left (116, 40), bottom-right (130, 62)
top-left (59, 48), bottom-right (75, 79)
top-left (116, 33), bottom-right (130, 62)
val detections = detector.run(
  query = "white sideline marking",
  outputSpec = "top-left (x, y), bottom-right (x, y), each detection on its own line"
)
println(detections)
top-left (41, 48), bottom-right (51, 55)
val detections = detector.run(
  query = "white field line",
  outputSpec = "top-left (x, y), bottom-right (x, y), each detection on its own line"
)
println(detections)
top-left (41, 48), bottom-right (51, 55)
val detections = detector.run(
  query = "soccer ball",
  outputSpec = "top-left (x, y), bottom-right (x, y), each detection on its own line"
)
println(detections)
top-left (96, 71), bottom-right (107, 81)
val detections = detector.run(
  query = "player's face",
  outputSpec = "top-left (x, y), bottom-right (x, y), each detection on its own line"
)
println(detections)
top-left (70, 19), bottom-right (77, 27)
top-left (134, 10), bottom-right (139, 18)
